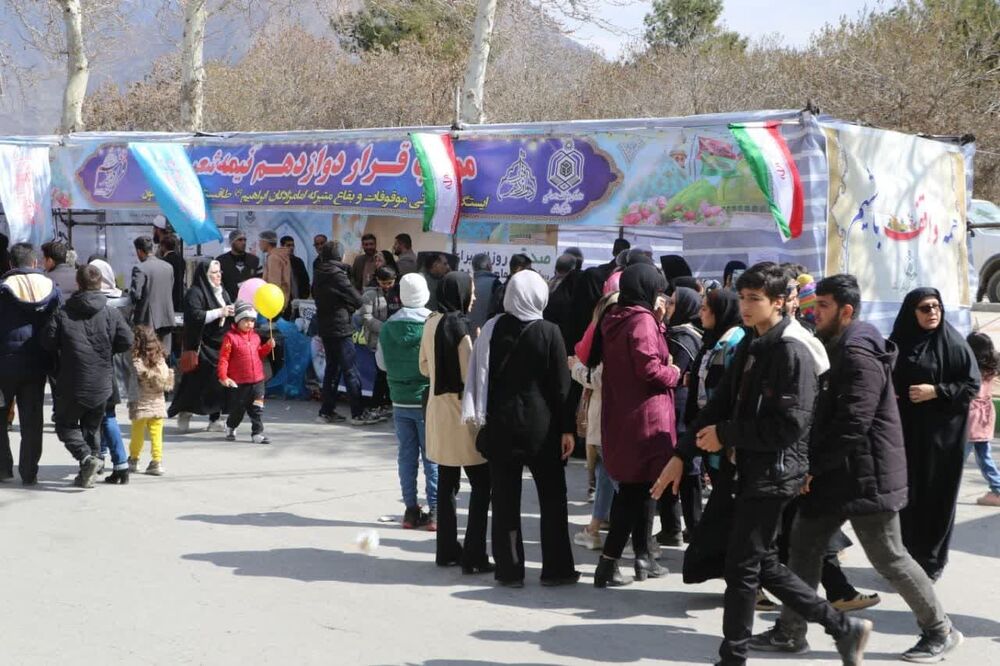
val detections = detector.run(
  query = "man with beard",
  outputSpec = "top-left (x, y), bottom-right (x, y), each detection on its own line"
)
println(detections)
top-left (749, 274), bottom-right (962, 664)
top-left (351, 233), bottom-right (380, 292)
top-left (217, 230), bottom-right (260, 301)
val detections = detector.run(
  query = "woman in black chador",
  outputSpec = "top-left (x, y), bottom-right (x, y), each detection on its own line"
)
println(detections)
top-left (890, 287), bottom-right (980, 580)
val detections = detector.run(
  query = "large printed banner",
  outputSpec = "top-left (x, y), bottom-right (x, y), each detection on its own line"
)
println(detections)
top-left (0, 144), bottom-right (53, 246)
top-left (55, 126), bottom-right (790, 233)
top-left (825, 125), bottom-right (970, 307)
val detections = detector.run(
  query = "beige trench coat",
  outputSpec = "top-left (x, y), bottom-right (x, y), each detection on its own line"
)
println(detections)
top-left (418, 313), bottom-right (486, 467)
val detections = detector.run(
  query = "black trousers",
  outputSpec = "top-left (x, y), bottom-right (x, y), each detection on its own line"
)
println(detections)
top-left (368, 369), bottom-right (391, 408)
top-left (55, 401), bottom-right (106, 464)
top-left (603, 482), bottom-right (653, 559)
top-left (225, 382), bottom-right (265, 434)
top-left (490, 454), bottom-right (576, 583)
top-left (436, 463), bottom-right (491, 567)
top-left (0, 375), bottom-right (46, 481)
top-left (719, 495), bottom-right (850, 665)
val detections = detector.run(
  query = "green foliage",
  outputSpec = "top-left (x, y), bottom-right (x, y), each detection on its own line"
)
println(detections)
top-left (643, 0), bottom-right (745, 51)
top-left (333, 0), bottom-right (474, 57)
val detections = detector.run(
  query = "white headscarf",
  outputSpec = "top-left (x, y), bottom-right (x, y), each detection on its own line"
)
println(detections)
top-left (89, 259), bottom-right (122, 297)
top-left (463, 270), bottom-right (548, 427)
top-left (503, 270), bottom-right (548, 322)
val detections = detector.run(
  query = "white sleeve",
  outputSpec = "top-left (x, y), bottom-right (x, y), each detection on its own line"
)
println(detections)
top-left (375, 341), bottom-right (386, 372)
top-left (204, 307), bottom-right (223, 324)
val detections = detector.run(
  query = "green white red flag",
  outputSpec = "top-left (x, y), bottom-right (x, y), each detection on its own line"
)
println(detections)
top-left (729, 122), bottom-right (804, 242)
top-left (410, 132), bottom-right (461, 234)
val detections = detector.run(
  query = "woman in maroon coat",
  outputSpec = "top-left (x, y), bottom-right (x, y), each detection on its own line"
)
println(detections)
top-left (589, 263), bottom-right (679, 587)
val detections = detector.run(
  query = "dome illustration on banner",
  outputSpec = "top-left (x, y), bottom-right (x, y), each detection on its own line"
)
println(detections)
top-left (93, 147), bottom-right (129, 199)
top-left (542, 140), bottom-right (585, 216)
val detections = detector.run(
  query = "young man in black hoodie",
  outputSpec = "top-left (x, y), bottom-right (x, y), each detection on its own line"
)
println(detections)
top-left (42, 265), bottom-right (133, 489)
top-left (0, 243), bottom-right (61, 485)
top-left (653, 263), bottom-right (870, 666)
top-left (751, 274), bottom-right (962, 664)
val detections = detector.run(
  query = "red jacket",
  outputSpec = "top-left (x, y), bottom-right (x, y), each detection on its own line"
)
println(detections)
top-left (217, 326), bottom-right (274, 385)
top-left (600, 305), bottom-right (679, 483)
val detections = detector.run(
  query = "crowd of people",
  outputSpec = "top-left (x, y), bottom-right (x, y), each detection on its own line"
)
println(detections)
top-left (2, 227), bottom-right (999, 665)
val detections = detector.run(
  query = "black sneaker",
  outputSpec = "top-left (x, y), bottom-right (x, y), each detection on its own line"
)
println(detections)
top-left (749, 625), bottom-right (810, 654)
top-left (902, 628), bottom-right (963, 663)
top-left (656, 530), bottom-right (684, 547)
top-left (835, 617), bottom-right (873, 666)
top-left (401, 506), bottom-right (422, 529)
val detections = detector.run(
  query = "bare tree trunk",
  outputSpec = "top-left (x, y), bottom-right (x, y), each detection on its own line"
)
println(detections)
top-left (459, 0), bottom-right (498, 125)
top-left (181, 0), bottom-right (208, 131)
top-left (58, 0), bottom-right (89, 132)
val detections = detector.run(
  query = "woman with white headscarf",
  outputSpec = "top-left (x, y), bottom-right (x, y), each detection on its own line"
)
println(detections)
top-left (463, 269), bottom-right (579, 588)
top-left (168, 259), bottom-right (234, 431)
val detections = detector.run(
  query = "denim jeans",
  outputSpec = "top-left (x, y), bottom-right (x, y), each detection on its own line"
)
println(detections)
top-left (393, 407), bottom-right (437, 510)
top-left (966, 441), bottom-right (1000, 493)
top-left (591, 452), bottom-right (615, 523)
top-left (99, 405), bottom-right (129, 471)
top-left (780, 510), bottom-right (950, 642)
top-left (320, 335), bottom-right (363, 419)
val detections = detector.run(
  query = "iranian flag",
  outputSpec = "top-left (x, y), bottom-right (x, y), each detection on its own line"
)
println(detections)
top-left (411, 132), bottom-right (461, 234)
top-left (729, 122), bottom-right (804, 242)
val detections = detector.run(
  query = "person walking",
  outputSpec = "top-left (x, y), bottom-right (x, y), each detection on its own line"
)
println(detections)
top-left (127, 326), bottom-right (174, 477)
top-left (591, 263), bottom-right (677, 587)
top-left (168, 260), bottom-right (234, 432)
top-left (464, 269), bottom-right (579, 588)
top-left (217, 230), bottom-right (259, 301)
top-left (130, 236), bottom-right (176, 351)
top-left (890, 287), bottom-right (980, 581)
top-left (313, 241), bottom-right (377, 426)
top-left (965, 332), bottom-right (1000, 506)
top-left (420, 271), bottom-right (492, 573)
top-left (42, 265), bottom-right (134, 489)
top-left (0, 243), bottom-right (60, 485)
top-left (751, 274), bottom-right (963, 663)
top-left (653, 263), bottom-right (871, 666)
top-left (218, 301), bottom-right (275, 444)
top-left (377, 273), bottom-right (438, 530)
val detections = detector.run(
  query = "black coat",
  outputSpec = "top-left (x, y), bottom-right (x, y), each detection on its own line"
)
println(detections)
top-left (0, 269), bottom-right (60, 376)
top-left (543, 270), bottom-right (584, 351)
top-left (667, 323), bottom-right (702, 435)
top-left (46, 263), bottom-right (78, 304)
top-left (290, 254), bottom-right (311, 300)
top-left (216, 251), bottom-right (260, 302)
top-left (42, 290), bottom-right (133, 410)
top-left (480, 315), bottom-right (573, 461)
top-left (804, 321), bottom-right (909, 516)
top-left (680, 316), bottom-right (822, 499)
top-left (569, 261), bottom-right (616, 349)
top-left (313, 259), bottom-right (362, 339)
top-left (161, 250), bottom-right (187, 312)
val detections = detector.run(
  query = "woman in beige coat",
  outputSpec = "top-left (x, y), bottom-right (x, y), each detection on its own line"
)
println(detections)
top-left (419, 271), bottom-right (492, 574)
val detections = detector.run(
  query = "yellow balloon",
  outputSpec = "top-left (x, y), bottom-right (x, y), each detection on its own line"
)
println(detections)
top-left (254, 283), bottom-right (285, 320)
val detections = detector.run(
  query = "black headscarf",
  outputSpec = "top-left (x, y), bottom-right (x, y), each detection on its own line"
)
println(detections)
top-left (672, 275), bottom-right (700, 292)
top-left (624, 249), bottom-right (655, 268)
top-left (701, 288), bottom-right (741, 347)
top-left (723, 260), bottom-right (747, 286)
top-left (668, 286), bottom-right (702, 328)
top-left (433, 271), bottom-right (473, 395)
top-left (619, 263), bottom-right (668, 311)
top-left (889, 287), bottom-right (978, 402)
top-left (661, 254), bottom-right (693, 282)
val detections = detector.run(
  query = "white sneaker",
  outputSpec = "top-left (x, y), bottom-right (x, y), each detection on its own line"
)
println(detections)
top-left (573, 528), bottom-right (603, 550)
top-left (225, 427), bottom-right (236, 441)
top-left (206, 419), bottom-right (225, 432)
top-left (177, 413), bottom-right (191, 432)
top-left (252, 433), bottom-right (270, 445)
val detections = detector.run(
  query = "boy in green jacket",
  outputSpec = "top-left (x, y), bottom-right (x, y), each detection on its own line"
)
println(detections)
top-left (376, 273), bottom-right (438, 530)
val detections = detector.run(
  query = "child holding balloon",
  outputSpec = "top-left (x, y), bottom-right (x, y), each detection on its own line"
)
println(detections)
top-left (218, 301), bottom-right (275, 444)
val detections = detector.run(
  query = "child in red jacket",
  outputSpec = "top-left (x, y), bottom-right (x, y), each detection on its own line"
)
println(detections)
top-left (218, 300), bottom-right (275, 444)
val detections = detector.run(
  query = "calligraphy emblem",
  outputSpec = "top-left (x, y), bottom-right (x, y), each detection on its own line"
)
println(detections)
top-left (496, 149), bottom-right (537, 202)
top-left (542, 140), bottom-right (585, 216)
top-left (93, 147), bottom-right (129, 198)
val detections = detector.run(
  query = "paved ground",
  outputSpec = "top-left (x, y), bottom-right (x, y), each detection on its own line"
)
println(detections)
top-left (1, 397), bottom-right (998, 665)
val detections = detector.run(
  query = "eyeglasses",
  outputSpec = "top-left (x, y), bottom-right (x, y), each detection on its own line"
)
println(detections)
top-left (917, 303), bottom-right (941, 314)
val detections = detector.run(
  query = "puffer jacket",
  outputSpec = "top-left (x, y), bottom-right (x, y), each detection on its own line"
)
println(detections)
top-left (129, 356), bottom-right (174, 421)
top-left (359, 285), bottom-right (401, 350)
top-left (0, 269), bottom-right (60, 376)
top-left (42, 290), bottom-right (134, 410)
top-left (217, 325), bottom-right (274, 385)
top-left (804, 321), bottom-right (908, 516)
top-left (313, 259), bottom-right (363, 339)
top-left (680, 316), bottom-right (829, 499)
top-left (376, 307), bottom-right (430, 407)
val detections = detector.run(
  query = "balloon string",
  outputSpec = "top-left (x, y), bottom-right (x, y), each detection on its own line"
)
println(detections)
top-left (269, 319), bottom-right (275, 359)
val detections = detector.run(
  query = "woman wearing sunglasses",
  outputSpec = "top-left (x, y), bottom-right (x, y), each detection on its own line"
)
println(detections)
top-left (890, 288), bottom-right (980, 581)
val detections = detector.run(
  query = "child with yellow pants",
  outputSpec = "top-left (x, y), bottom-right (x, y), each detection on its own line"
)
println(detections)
top-left (127, 326), bottom-right (173, 476)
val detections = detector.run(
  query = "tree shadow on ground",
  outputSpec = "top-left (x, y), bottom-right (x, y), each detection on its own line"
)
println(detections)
top-left (176, 511), bottom-right (386, 528)
top-left (181, 547), bottom-right (488, 587)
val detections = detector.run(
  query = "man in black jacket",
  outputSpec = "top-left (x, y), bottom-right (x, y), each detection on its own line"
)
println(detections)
top-left (42, 265), bottom-right (133, 489)
top-left (0, 243), bottom-right (61, 485)
top-left (159, 233), bottom-right (187, 311)
top-left (750, 274), bottom-right (962, 664)
top-left (42, 240), bottom-right (78, 303)
top-left (217, 230), bottom-right (260, 301)
top-left (281, 235), bottom-right (311, 300)
top-left (653, 263), bottom-right (870, 666)
top-left (312, 241), bottom-right (375, 426)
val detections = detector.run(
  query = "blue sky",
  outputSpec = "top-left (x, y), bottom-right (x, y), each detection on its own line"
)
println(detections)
top-left (566, 0), bottom-right (884, 57)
